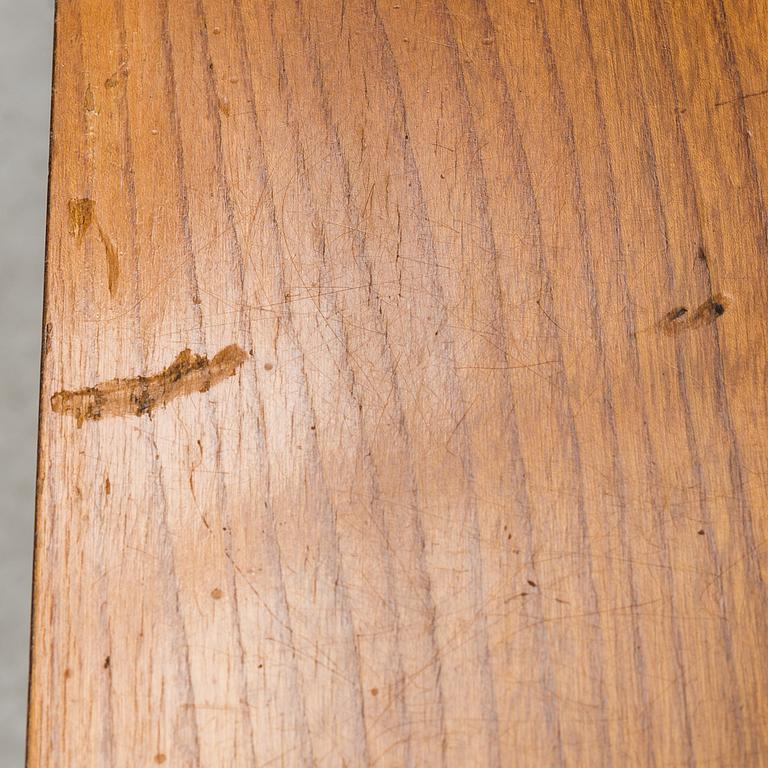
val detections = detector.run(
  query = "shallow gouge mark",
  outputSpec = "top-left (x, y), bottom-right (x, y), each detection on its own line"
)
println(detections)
top-left (51, 345), bottom-right (247, 427)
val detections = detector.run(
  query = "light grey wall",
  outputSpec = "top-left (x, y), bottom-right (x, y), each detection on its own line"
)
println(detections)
top-left (0, 0), bottom-right (55, 762)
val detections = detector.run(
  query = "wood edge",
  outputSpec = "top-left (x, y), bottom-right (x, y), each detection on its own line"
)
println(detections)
top-left (26, 1), bottom-right (61, 764)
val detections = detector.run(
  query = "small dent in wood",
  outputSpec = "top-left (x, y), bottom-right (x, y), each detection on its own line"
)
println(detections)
top-left (51, 344), bottom-right (247, 427)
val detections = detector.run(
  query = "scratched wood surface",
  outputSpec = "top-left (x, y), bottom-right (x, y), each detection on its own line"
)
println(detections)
top-left (28, 1), bottom-right (768, 766)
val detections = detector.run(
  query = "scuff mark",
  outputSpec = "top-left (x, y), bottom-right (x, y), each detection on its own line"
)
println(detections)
top-left (68, 198), bottom-right (95, 245)
top-left (51, 345), bottom-right (247, 427)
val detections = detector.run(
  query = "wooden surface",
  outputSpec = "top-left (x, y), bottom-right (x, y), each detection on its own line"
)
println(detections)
top-left (29, 1), bottom-right (768, 765)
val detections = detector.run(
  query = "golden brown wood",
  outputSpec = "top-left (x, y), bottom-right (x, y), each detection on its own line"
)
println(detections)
top-left (29, 1), bottom-right (768, 765)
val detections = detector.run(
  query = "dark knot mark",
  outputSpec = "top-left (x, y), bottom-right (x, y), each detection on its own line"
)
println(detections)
top-left (661, 294), bottom-right (728, 336)
top-left (51, 345), bottom-right (247, 427)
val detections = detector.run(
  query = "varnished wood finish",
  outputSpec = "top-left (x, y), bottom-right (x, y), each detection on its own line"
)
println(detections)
top-left (29, 1), bottom-right (768, 765)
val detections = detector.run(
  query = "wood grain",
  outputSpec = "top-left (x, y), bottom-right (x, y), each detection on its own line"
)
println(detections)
top-left (29, 1), bottom-right (768, 765)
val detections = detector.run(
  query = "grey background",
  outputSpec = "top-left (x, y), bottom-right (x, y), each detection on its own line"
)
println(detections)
top-left (0, 0), bottom-right (55, 762)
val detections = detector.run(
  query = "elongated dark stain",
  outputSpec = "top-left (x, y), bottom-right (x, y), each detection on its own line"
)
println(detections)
top-left (660, 294), bottom-right (728, 335)
top-left (51, 345), bottom-right (247, 427)
top-left (97, 226), bottom-right (120, 296)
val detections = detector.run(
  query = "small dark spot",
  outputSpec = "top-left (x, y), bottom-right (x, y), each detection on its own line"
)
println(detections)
top-left (264, 362), bottom-right (273, 371)
top-left (507, 533), bottom-right (512, 540)
top-left (519, 591), bottom-right (528, 597)
top-left (104, 476), bottom-right (111, 496)
top-left (258, 663), bottom-right (263, 669)
top-left (690, 294), bottom-right (729, 326)
top-left (103, 656), bottom-right (110, 669)
top-left (698, 529), bottom-right (706, 536)
top-left (697, 246), bottom-right (707, 263)
top-left (370, 687), bottom-right (379, 696)
top-left (154, 755), bottom-right (167, 765)
top-left (64, 668), bottom-right (72, 679)
top-left (527, 579), bottom-right (537, 588)
top-left (211, 588), bottom-right (223, 600)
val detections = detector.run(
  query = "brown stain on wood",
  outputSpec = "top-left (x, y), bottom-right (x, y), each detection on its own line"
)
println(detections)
top-left (51, 345), bottom-right (247, 427)
top-left (68, 198), bottom-right (95, 245)
top-left (660, 294), bottom-right (729, 335)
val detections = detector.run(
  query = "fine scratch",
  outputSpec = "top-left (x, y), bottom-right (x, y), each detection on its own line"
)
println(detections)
top-left (51, 345), bottom-right (247, 427)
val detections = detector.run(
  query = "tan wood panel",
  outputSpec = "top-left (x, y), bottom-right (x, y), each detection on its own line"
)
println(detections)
top-left (29, 1), bottom-right (768, 765)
